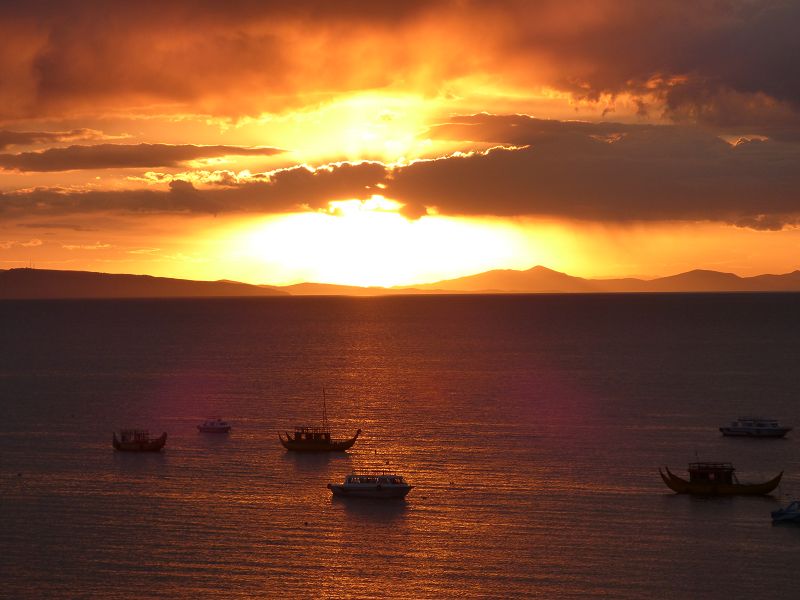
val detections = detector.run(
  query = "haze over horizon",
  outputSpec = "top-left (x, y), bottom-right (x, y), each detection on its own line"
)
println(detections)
top-left (2, 1), bottom-right (800, 285)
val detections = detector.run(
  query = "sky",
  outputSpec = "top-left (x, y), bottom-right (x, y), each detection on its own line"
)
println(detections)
top-left (1, 0), bottom-right (800, 286)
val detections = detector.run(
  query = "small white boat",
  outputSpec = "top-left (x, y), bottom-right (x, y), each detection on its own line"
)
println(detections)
top-left (772, 500), bottom-right (800, 523)
top-left (197, 417), bottom-right (231, 433)
top-left (719, 417), bottom-right (791, 438)
top-left (328, 473), bottom-right (413, 499)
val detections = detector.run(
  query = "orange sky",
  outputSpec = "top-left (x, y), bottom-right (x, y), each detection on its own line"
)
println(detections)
top-left (2, 1), bottom-right (800, 286)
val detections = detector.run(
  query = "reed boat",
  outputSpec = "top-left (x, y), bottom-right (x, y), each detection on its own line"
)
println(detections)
top-left (328, 472), bottom-right (413, 499)
top-left (113, 429), bottom-right (167, 452)
top-left (659, 462), bottom-right (781, 495)
top-left (279, 388), bottom-right (361, 452)
top-left (719, 417), bottom-right (791, 438)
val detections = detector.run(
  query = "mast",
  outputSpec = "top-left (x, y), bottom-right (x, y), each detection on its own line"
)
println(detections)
top-left (322, 386), bottom-right (329, 431)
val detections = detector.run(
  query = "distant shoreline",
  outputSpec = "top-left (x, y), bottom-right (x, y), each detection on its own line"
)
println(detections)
top-left (3, 266), bottom-right (800, 299)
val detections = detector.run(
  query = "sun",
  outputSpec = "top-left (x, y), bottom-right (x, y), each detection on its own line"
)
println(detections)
top-left (224, 198), bottom-right (537, 287)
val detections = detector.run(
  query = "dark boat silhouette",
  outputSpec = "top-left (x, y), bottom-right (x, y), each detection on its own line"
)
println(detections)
top-left (328, 472), bottom-right (413, 498)
top-left (113, 429), bottom-right (167, 452)
top-left (279, 389), bottom-right (361, 452)
top-left (659, 462), bottom-right (781, 495)
top-left (719, 417), bottom-right (792, 438)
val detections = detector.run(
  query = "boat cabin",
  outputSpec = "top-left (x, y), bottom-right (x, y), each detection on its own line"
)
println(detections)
top-left (344, 474), bottom-right (407, 485)
top-left (687, 462), bottom-right (736, 484)
top-left (119, 429), bottom-right (151, 443)
top-left (729, 418), bottom-right (780, 429)
top-left (291, 426), bottom-right (331, 442)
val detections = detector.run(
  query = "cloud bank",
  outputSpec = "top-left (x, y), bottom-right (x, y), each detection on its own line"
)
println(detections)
top-left (4, 116), bottom-right (800, 229)
top-left (0, 144), bottom-right (284, 171)
top-left (0, 128), bottom-right (111, 150)
top-left (1, 1), bottom-right (798, 133)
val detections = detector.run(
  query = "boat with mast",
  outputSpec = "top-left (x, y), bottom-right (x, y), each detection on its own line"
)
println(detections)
top-left (279, 388), bottom-right (361, 452)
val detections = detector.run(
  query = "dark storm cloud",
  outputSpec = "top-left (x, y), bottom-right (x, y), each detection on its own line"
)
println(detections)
top-left (0, 161), bottom-right (386, 217)
top-left (0, 128), bottom-right (109, 150)
top-left (1, 1), bottom-right (798, 132)
top-left (3, 116), bottom-right (800, 230)
top-left (0, 144), bottom-right (284, 172)
top-left (390, 114), bottom-right (800, 229)
top-left (0, 0), bottom-right (443, 119)
top-left (506, 0), bottom-right (800, 136)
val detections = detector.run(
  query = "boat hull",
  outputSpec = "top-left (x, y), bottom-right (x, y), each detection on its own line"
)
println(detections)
top-left (328, 484), bottom-right (412, 499)
top-left (719, 427), bottom-right (791, 438)
top-left (279, 429), bottom-right (360, 452)
top-left (660, 467), bottom-right (782, 495)
top-left (113, 432), bottom-right (167, 452)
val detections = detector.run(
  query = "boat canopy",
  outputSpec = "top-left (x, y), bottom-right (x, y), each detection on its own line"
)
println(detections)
top-left (293, 425), bottom-right (330, 434)
top-left (731, 418), bottom-right (779, 426)
top-left (344, 474), bottom-right (407, 484)
top-left (688, 462), bottom-right (735, 484)
top-left (119, 429), bottom-right (150, 441)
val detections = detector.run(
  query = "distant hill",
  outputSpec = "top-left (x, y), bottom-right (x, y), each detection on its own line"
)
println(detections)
top-left (0, 268), bottom-right (287, 299)
top-left (408, 265), bottom-right (605, 293)
top-left (4, 266), bottom-right (800, 299)
top-left (402, 266), bottom-right (800, 294)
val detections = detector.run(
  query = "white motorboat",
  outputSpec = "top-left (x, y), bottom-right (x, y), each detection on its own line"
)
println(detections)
top-left (772, 500), bottom-right (800, 523)
top-left (719, 417), bottom-right (791, 438)
top-left (197, 417), bottom-right (231, 433)
top-left (328, 473), bottom-right (413, 499)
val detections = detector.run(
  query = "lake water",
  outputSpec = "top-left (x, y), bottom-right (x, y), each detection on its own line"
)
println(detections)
top-left (2, 294), bottom-right (800, 598)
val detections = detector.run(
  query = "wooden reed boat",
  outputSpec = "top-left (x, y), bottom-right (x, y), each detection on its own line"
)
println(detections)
top-left (659, 462), bottom-right (781, 495)
top-left (113, 429), bottom-right (167, 452)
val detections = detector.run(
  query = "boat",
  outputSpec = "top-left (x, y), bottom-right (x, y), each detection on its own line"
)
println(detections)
top-left (328, 472), bottom-right (413, 499)
top-left (279, 389), bottom-right (361, 452)
top-left (280, 426), bottom-right (361, 451)
top-left (197, 417), bottom-right (231, 433)
top-left (112, 429), bottom-right (167, 452)
top-left (771, 500), bottom-right (800, 523)
top-left (719, 417), bottom-right (791, 438)
top-left (659, 462), bottom-right (782, 495)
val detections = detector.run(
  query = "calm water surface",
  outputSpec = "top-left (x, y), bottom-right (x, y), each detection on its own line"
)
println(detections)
top-left (2, 294), bottom-right (800, 598)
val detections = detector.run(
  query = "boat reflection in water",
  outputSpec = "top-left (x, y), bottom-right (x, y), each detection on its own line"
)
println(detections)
top-left (328, 473), bottom-right (413, 499)
top-left (660, 462), bottom-right (782, 495)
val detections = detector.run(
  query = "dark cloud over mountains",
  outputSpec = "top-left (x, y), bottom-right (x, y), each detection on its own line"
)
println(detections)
top-left (395, 116), bottom-right (800, 228)
top-left (1, 2), bottom-right (799, 232)
top-left (0, 128), bottom-right (109, 150)
top-left (3, 115), bottom-right (800, 230)
top-left (0, 1), bottom-right (798, 132)
top-left (0, 144), bottom-right (284, 172)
